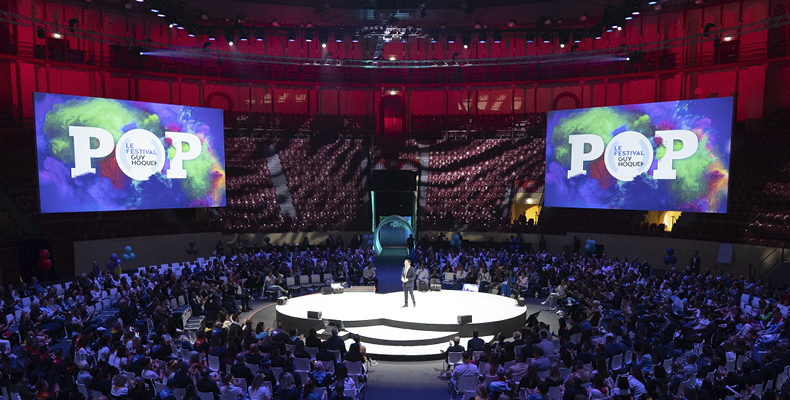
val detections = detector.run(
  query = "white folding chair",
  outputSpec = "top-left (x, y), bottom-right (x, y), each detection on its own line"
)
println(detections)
top-left (548, 386), bottom-right (562, 400)
top-left (305, 347), bottom-right (318, 360)
top-left (196, 391), bottom-right (214, 400)
top-left (346, 361), bottom-right (366, 385)
top-left (76, 383), bottom-right (90, 399)
top-left (294, 357), bottom-right (311, 372)
top-left (456, 375), bottom-right (478, 397)
top-left (245, 362), bottom-right (260, 375)
top-left (208, 355), bottom-right (220, 371)
top-left (445, 351), bottom-right (464, 370)
top-left (611, 354), bottom-right (623, 371)
top-left (330, 349), bottom-right (342, 362)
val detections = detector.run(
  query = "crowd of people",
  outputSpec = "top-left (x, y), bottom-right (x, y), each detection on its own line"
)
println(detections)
top-left (428, 245), bottom-right (790, 400)
top-left (2, 237), bottom-right (790, 400)
top-left (0, 244), bottom-right (379, 400)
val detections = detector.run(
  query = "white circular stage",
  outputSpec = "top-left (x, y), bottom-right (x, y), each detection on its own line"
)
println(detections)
top-left (276, 290), bottom-right (527, 360)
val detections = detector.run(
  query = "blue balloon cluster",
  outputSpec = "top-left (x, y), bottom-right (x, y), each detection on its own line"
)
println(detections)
top-left (663, 248), bottom-right (677, 265)
top-left (583, 239), bottom-right (597, 253)
top-left (362, 234), bottom-right (374, 247)
top-left (121, 245), bottom-right (136, 263)
top-left (450, 237), bottom-right (461, 247)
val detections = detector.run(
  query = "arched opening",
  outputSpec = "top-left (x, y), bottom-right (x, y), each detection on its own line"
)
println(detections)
top-left (373, 215), bottom-right (414, 256)
top-left (380, 95), bottom-right (405, 141)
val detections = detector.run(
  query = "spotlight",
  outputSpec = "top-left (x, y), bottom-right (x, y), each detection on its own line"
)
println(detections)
top-left (648, 1), bottom-right (656, 4)
top-left (168, 24), bottom-right (174, 28)
top-left (188, 33), bottom-right (195, 37)
top-left (228, 41), bottom-right (233, 46)
top-left (208, 35), bottom-right (216, 40)
top-left (632, 11), bottom-right (640, 15)
top-left (124, 2), bottom-right (132, 9)
top-left (493, 31), bottom-right (502, 43)
top-left (560, 43), bottom-right (565, 48)
top-left (37, 27), bottom-right (45, 39)
top-left (135, 0), bottom-right (143, 2)
top-left (723, 36), bottom-right (733, 41)
top-left (157, 14), bottom-right (165, 18)
top-left (53, 33), bottom-right (62, 39)
top-left (288, 34), bottom-right (295, 42)
top-left (542, 31), bottom-right (551, 43)
top-left (240, 36), bottom-right (247, 41)
top-left (447, 33), bottom-right (456, 43)
top-left (625, 16), bottom-right (633, 20)
top-left (336, 31), bottom-right (344, 42)
top-left (389, 56), bottom-right (396, 60)
top-left (430, 33), bottom-right (437, 43)
top-left (200, 13), bottom-right (208, 21)
top-left (478, 32), bottom-right (487, 43)
top-left (305, 30), bottom-right (313, 42)
top-left (322, 43), bottom-right (327, 48)
top-left (352, 35), bottom-right (359, 43)
top-left (271, 20), bottom-right (279, 27)
top-left (507, 20), bottom-right (516, 28)
top-left (461, 31), bottom-right (470, 48)
top-left (256, 31), bottom-right (265, 41)
top-left (177, 26), bottom-right (184, 30)
top-left (617, 26), bottom-right (622, 31)
top-left (150, 8), bottom-right (158, 12)
top-left (580, 14), bottom-right (588, 21)
top-left (695, 0), bottom-right (703, 4)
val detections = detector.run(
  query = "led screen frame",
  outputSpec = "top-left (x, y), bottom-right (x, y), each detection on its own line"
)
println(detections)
top-left (544, 98), bottom-right (732, 213)
top-left (35, 93), bottom-right (225, 213)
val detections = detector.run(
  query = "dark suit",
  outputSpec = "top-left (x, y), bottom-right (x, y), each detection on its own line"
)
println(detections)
top-left (326, 335), bottom-right (347, 356)
top-left (402, 265), bottom-right (416, 306)
top-left (468, 337), bottom-right (485, 352)
top-left (231, 363), bottom-right (254, 387)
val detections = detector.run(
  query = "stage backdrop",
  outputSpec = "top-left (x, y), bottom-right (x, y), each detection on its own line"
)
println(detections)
top-left (544, 98), bottom-right (732, 213)
top-left (34, 93), bottom-right (225, 213)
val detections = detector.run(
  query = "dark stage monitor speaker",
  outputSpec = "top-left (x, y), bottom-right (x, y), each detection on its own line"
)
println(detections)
top-left (308, 311), bottom-right (322, 319)
top-left (430, 283), bottom-right (441, 291)
top-left (277, 296), bottom-right (288, 305)
top-left (457, 315), bottom-right (472, 324)
top-left (517, 297), bottom-right (526, 306)
top-left (321, 286), bottom-right (333, 295)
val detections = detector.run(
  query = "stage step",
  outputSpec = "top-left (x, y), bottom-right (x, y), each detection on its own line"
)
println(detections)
top-left (344, 335), bottom-right (495, 361)
top-left (346, 325), bottom-right (457, 346)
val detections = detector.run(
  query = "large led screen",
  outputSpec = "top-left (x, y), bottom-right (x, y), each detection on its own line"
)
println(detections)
top-left (35, 93), bottom-right (225, 213)
top-left (544, 98), bottom-right (731, 213)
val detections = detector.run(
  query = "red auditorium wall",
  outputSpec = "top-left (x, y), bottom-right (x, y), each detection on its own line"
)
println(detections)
top-left (0, 0), bottom-right (787, 124)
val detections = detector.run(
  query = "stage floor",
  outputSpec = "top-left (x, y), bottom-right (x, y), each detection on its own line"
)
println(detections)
top-left (276, 290), bottom-right (527, 360)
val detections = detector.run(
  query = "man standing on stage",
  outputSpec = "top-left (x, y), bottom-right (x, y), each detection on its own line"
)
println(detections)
top-left (401, 257), bottom-right (416, 307)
